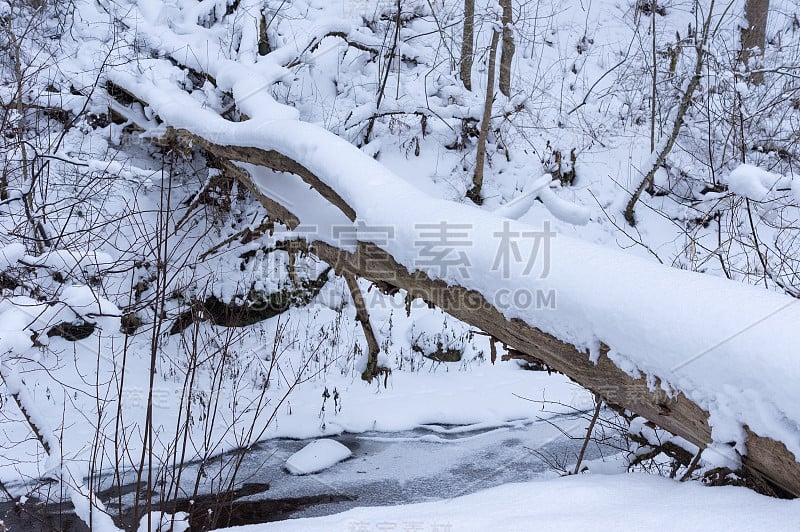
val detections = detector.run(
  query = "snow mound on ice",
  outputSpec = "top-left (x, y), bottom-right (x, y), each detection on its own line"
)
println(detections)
top-left (285, 439), bottom-right (352, 475)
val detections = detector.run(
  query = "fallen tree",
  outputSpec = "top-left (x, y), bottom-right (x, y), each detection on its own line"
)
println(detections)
top-left (104, 74), bottom-right (800, 499)
top-left (142, 128), bottom-right (800, 498)
top-left (48, 0), bottom-right (800, 498)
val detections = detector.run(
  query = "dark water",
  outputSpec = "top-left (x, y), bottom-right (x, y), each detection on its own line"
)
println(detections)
top-left (1, 411), bottom-right (616, 531)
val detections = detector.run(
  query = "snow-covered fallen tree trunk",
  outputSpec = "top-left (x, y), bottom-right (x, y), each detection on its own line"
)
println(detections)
top-left (134, 126), bottom-right (800, 497)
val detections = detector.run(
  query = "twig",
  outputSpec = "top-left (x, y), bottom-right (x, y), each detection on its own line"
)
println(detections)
top-left (573, 397), bottom-right (602, 474)
top-left (680, 450), bottom-right (703, 481)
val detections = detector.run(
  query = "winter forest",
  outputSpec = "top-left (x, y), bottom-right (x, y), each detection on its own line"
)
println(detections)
top-left (1, 0), bottom-right (800, 529)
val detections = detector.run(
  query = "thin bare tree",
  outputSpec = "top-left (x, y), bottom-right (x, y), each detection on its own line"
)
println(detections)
top-left (468, 28), bottom-right (500, 204)
top-left (460, 0), bottom-right (475, 90)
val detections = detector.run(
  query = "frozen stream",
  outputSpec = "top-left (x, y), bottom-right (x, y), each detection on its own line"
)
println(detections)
top-left (2, 410), bottom-right (620, 530)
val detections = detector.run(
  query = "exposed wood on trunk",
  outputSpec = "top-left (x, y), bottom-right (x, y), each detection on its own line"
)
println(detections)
top-left (258, 12), bottom-right (270, 56)
top-left (178, 131), bottom-right (356, 222)
top-left (9, 387), bottom-right (52, 455)
top-left (215, 159), bottom-right (301, 229)
top-left (0, 369), bottom-right (70, 516)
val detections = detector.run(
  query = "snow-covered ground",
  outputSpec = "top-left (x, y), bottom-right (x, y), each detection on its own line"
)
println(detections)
top-left (230, 474), bottom-right (800, 532)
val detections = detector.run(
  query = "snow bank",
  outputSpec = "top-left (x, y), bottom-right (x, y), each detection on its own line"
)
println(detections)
top-left (71, 485), bottom-right (122, 532)
top-left (226, 474), bottom-right (800, 532)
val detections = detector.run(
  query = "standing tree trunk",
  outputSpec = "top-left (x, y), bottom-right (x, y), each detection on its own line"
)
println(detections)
top-left (649, 0), bottom-right (657, 153)
top-left (258, 11), bottom-right (270, 56)
top-left (741, 0), bottom-right (769, 84)
top-left (468, 29), bottom-right (500, 205)
top-left (460, 0), bottom-right (475, 90)
top-left (499, 0), bottom-right (514, 96)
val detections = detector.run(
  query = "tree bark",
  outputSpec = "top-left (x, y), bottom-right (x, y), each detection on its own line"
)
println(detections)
top-left (460, 0), bottom-right (475, 90)
top-left (741, 0), bottom-right (769, 84)
top-left (499, 0), bottom-right (515, 97)
top-left (309, 239), bottom-right (800, 497)
top-left (624, 0), bottom-right (715, 225)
